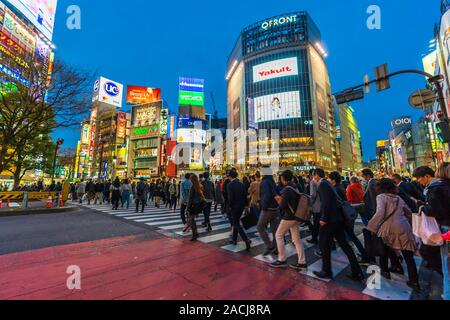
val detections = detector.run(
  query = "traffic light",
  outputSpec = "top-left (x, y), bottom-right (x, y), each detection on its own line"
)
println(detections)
top-left (335, 88), bottom-right (365, 104)
top-left (57, 139), bottom-right (64, 146)
top-left (375, 64), bottom-right (390, 92)
top-left (436, 121), bottom-right (450, 143)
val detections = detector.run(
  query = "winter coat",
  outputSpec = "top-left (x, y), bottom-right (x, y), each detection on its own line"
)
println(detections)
top-left (346, 182), bottom-right (365, 205)
top-left (424, 179), bottom-right (450, 227)
top-left (259, 176), bottom-right (278, 211)
top-left (309, 180), bottom-right (321, 213)
top-left (368, 193), bottom-right (417, 252)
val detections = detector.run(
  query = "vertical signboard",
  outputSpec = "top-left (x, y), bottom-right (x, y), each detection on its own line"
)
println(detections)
top-left (159, 108), bottom-right (169, 135)
top-left (178, 77), bottom-right (205, 106)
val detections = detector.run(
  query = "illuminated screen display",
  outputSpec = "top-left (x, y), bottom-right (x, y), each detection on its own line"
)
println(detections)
top-left (177, 128), bottom-right (206, 144)
top-left (252, 57), bottom-right (299, 83)
top-left (254, 91), bottom-right (301, 123)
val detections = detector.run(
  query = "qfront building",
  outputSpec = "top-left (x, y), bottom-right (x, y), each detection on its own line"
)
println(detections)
top-left (226, 12), bottom-right (339, 173)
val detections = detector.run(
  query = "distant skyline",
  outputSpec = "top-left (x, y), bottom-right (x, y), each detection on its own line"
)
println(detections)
top-left (51, 0), bottom-right (441, 161)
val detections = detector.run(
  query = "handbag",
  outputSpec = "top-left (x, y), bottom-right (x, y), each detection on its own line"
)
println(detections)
top-left (330, 185), bottom-right (358, 225)
top-left (363, 198), bottom-right (399, 257)
top-left (241, 208), bottom-right (258, 230)
top-left (285, 186), bottom-right (312, 222)
top-left (412, 206), bottom-right (444, 246)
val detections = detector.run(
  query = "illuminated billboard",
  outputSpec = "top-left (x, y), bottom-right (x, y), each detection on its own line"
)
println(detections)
top-left (3, 10), bottom-right (36, 51)
top-left (177, 128), bottom-right (206, 144)
top-left (253, 57), bottom-right (298, 83)
top-left (81, 124), bottom-right (90, 145)
top-left (190, 145), bottom-right (203, 169)
top-left (92, 77), bottom-right (124, 108)
top-left (126, 86), bottom-right (161, 105)
top-left (422, 50), bottom-right (437, 76)
top-left (159, 108), bottom-right (168, 135)
top-left (254, 91), bottom-right (301, 123)
top-left (179, 77), bottom-right (205, 106)
top-left (132, 104), bottom-right (160, 128)
top-left (177, 117), bottom-right (207, 130)
top-left (5, 0), bottom-right (58, 41)
top-left (316, 84), bottom-right (328, 132)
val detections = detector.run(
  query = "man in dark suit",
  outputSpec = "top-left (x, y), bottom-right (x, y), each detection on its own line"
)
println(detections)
top-left (312, 168), bottom-right (364, 281)
top-left (227, 169), bottom-right (252, 251)
top-left (361, 168), bottom-right (378, 226)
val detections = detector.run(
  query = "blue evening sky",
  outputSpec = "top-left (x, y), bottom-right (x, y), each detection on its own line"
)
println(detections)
top-left (51, 0), bottom-right (441, 161)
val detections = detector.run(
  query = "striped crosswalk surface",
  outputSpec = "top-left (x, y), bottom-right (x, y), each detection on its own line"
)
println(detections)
top-left (75, 201), bottom-right (425, 300)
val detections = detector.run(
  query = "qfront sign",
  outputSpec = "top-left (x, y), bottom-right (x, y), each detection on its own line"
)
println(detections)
top-left (253, 57), bottom-right (298, 83)
top-left (261, 15), bottom-right (297, 30)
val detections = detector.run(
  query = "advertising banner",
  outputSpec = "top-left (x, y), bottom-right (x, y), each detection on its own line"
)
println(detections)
top-left (159, 108), bottom-right (169, 135)
top-left (126, 86), bottom-right (161, 105)
top-left (179, 77), bottom-right (205, 92)
top-left (93, 77), bottom-right (123, 108)
top-left (232, 98), bottom-right (241, 130)
top-left (116, 112), bottom-right (127, 139)
top-left (5, 0), bottom-right (58, 41)
top-left (253, 57), bottom-right (298, 83)
top-left (190, 145), bottom-right (203, 169)
top-left (132, 103), bottom-right (160, 128)
top-left (422, 50), bottom-right (437, 76)
top-left (440, 9), bottom-right (450, 117)
top-left (0, 30), bottom-right (26, 57)
top-left (178, 105), bottom-right (206, 119)
top-left (169, 115), bottom-right (176, 139)
top-left (178, 90), bottom-right (204, 106)
top-left (3, 10), bottom-right (36, 51)
top-left (166, 140), bottom-right (177, 178)
top-left (177, 116), bottom-right (207, 130)
top-left (315, 84), bottom-right (328, 132)
top-left (81, 123), bottom-right (90, 145)
top-left (177, 128), bottom-right (206, 144)
top-left (131, 126), bottom-right (159, 139)
top-left (254, 91), bottom-right (301, 123)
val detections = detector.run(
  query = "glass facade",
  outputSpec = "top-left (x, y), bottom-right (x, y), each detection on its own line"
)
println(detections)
top-left (226, 12), bottom-right (337, 172)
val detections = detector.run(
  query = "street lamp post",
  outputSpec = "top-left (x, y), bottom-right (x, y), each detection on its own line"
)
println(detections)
top-left (52, 138), bottom-right (64, 180)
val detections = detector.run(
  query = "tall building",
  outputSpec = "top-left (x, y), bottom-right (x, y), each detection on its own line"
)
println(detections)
top-left (0, 0), bottom-right (57, 187)
top-left (226, 12), bottom-right (338, 174)
top-left (177, 77), bottom-right (207, 175)
top-left (334, 102), bottom-right (363, 176)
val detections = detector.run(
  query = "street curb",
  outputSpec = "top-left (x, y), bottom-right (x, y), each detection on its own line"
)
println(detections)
top-left (0, 206), bottom-right (80, 217)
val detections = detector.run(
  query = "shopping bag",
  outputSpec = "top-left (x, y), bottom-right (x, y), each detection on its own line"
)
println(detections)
top-left (241, 209), bottom-right (258, 230)
top-left (363, 228), bottom-right (387, 257)
top-left (412, 206), bottom-right (444, 246)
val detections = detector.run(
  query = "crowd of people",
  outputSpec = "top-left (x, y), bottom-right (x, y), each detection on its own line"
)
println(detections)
top-left (68, 162), bottom-right (450, 299)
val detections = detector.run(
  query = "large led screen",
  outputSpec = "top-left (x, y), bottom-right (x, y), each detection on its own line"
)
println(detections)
top-left (253, 57), bottom-right (298, 83)
top-left (254, 91), bottom-right (301, 123)
top-left (177, 128), bottom-right (206, 144)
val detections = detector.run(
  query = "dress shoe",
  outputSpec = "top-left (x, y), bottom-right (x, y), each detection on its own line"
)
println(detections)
top-left (269, 260), bottom-right (288, 268)
top-left (206, 224), bottom-right (212, 232)
top-left (190, 234), bottom-right (198, 241)
top-left (245, 239), bottom-right (252, 251)
top-left (313, 270), bottom-right (333, 279)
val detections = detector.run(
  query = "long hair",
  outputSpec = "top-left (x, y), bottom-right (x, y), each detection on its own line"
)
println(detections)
top-left (190, 174), bottom-right (204, 198)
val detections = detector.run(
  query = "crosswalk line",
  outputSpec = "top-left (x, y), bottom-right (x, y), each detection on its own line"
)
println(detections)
top-left (175, 223), bottom-right (231, 236)
top-left (158, 218), bottom-right (227, 230)
top-left (135, 213), bottom-right (222, 223)
top-left (198, 231), bottom-right (233, 243)
top-left (221, 236), bottom-right (265, 253)
top-left (253, 235), bottom-right (314, 263)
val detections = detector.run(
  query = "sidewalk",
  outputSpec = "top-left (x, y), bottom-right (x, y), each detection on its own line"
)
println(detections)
top-left (0, 201), bottom-right (78, 217)
top-left (0, 234), bottom-right (372, 300)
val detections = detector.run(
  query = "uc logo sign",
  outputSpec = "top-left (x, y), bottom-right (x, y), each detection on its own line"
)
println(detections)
top-left (104, 82), bottom-right (119, 97)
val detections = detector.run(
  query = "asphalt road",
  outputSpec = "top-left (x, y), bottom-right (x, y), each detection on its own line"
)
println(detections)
top-left (0, 207), bottom-right (160, 255)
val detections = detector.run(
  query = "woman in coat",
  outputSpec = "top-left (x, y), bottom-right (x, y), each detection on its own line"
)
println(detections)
top-left (186, 174), bottom-right (205, 241)
top-left (110, 177), bottom-right (122, 210)
top-left (368, 178), bottom-right (419, 292)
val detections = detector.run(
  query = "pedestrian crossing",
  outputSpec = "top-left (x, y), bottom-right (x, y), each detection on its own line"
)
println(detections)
top-left (74, 201), bottom-right (426, 300)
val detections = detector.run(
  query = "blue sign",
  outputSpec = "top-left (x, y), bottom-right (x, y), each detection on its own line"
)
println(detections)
top-left (0, 63), bottom-right (30, 87)
top-left (177, 116), bottom-right (207, 130)
top-left (179, 77), bottom-right (205, 93)
top-left (105, 82), bottom-right (120, 96)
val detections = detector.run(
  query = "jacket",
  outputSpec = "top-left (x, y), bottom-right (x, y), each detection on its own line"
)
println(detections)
top-left (86, 182), bottom-right (95, 193)
top-left (135, 182), bottom-right (148, 200)
top-left (94, 183), bottom-right (104, 193)
top-left (318, 179), bottom-right (343, 224)
top-left (425, 179), bottom-right (450, 227)
top-left (364, 178), bottom-right (379, 217)
top-left (76, 182), bottom-right (86, 194)
top-left (368, 193), bottom-right (416, 252)
top-left (309, 180), bottom-right (321, 213)
top-left (228, 179), bottom-right (248, 212)
top-left (180, 180), bottom-right (192, 204)
top-left (248, 180), bottom-right (261, 205)
top-left (279, 183), bottom-right (301, 221)
top-left (186, 187), bottom-right (204, 215)
top-left (346, 182), bottom-right (365, 204)
top-left (399, 181), bottom-right (424, 201)
top-left (202, 179), bottom-right (215, 203)
top-left (260, 176), bottom-right (278, 211)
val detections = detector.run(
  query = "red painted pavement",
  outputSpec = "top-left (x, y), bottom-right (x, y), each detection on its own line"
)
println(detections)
top-left (0, 235), bottom-right (372, 300)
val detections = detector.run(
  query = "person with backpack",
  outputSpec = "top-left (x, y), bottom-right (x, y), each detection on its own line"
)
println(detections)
top-left (201, 172), bottom-right (215, 232)
top-left (135, 178), bottom-right (148, 213)
top-left (269, 170), bottom-right (307, 270)
top-left (110, 177), bottom-right (121, 210)
top-left (258, 166), bottom-right (280, 256)
top-left (186, 174), bottom-right (206, 241)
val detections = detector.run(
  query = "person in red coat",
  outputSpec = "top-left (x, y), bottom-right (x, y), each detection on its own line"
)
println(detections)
top-left (346, 177), bottom-right (365, 205)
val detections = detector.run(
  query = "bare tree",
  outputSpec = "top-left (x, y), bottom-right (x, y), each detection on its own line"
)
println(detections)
top-left (0, 59), bottom-right (94, 174)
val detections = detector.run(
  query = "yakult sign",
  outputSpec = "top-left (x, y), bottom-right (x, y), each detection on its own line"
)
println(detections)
top-left (253, 57), bottom-right (299, 83)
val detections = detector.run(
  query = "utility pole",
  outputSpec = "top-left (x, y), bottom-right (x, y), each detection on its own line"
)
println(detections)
top-left (52, 139), bottom-right (64, 180)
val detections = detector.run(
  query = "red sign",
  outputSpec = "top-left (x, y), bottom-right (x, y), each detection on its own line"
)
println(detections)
top-left (117, 112), bottom-right (127, 139)
top-left (126, 86), bottom-right (161, 104)
top-left (437, 151), bottom-right (444, 164)
top-left (166, 140), bottom-right (177, 178)
top-left (0, 30), bottom-right (27, 57)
